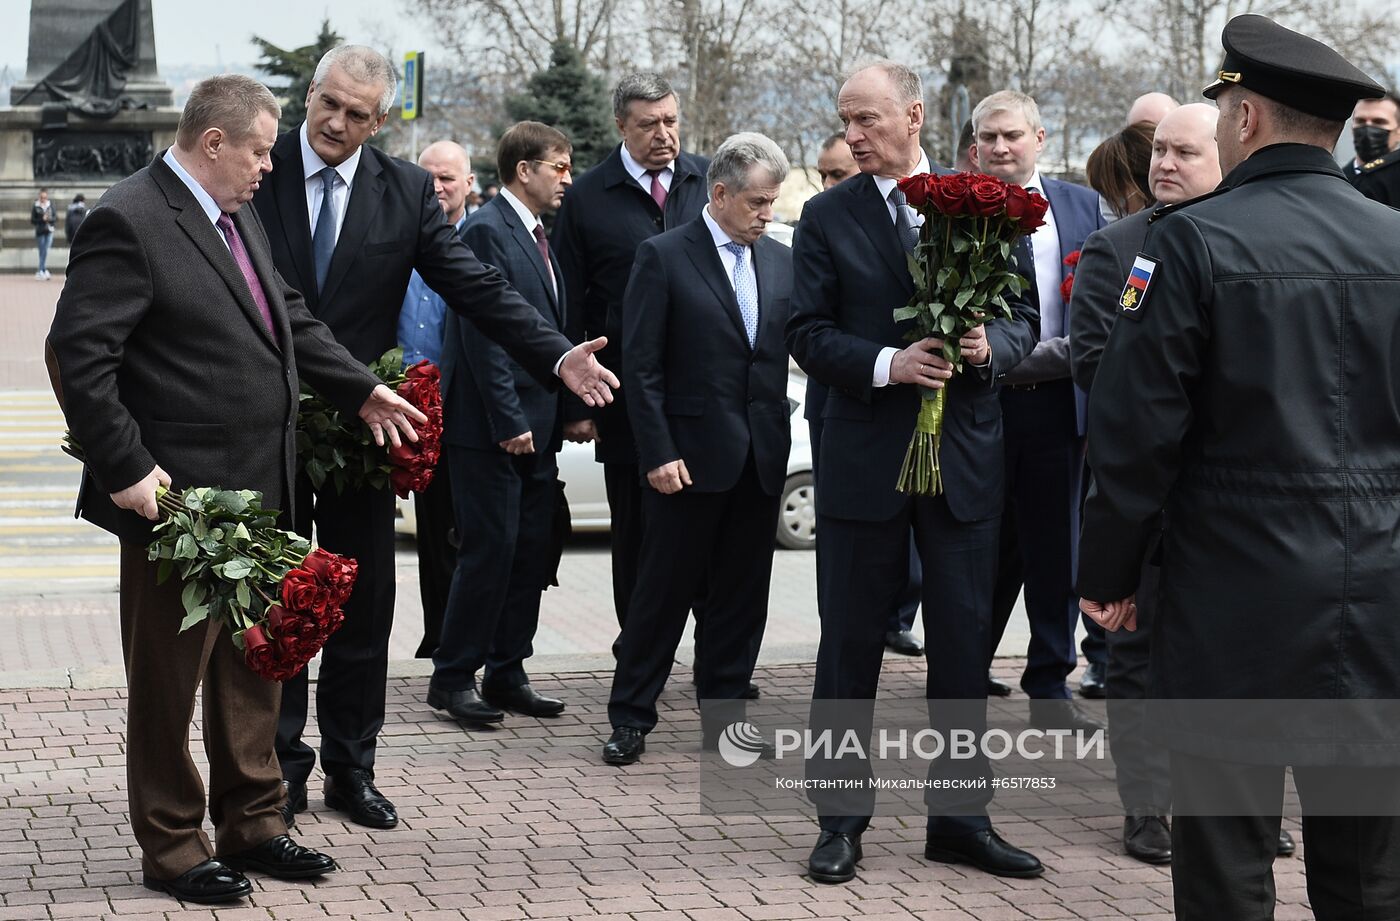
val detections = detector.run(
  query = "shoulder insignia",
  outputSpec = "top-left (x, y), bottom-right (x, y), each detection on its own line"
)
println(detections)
top-left (1360, 149), bottom-right (1400, 173)
top-left (1147, 186), bottom-right (1232, 223)
top-left (1118, 255), bottom-right (1158, 314)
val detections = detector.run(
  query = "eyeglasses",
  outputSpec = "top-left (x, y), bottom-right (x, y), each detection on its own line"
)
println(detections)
top-left (532, 158), bottom-right (573, 175)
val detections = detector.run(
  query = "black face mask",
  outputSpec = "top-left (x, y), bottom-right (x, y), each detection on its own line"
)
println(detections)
top-left (1353, 125), bottom-right (1392, 163)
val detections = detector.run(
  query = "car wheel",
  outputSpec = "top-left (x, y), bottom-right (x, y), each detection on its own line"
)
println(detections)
top-left (776, 472), bottom-right (816, 550)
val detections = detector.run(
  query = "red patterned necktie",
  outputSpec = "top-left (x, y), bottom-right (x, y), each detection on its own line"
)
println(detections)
top-left (645, 168), bottom-right (668, 210)
top-left (532, 223), bottom-right (556, 293)
top-left (216, 213), bottom-right (276, 337)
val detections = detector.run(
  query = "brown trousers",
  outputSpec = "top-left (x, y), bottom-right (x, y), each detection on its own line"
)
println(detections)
top-left (119, 542), bottom-right (285, 879)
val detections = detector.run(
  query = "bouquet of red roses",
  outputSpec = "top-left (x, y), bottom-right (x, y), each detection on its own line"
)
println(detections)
top-left (298, 347), bottom-right (443, 498)
top-left (242, 548), bottom-right (357, 681)
top-left (892, 171), bottom-right (1049, 495)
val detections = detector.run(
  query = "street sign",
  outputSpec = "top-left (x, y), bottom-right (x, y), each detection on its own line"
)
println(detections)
top-left (402, 51), bottom-right (424, 120)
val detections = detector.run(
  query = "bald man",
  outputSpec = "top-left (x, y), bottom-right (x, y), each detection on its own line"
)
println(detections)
top-left (398, 140), bottom-right (476, 660)
top-left (1126, 92), bottom-right (1180, 126)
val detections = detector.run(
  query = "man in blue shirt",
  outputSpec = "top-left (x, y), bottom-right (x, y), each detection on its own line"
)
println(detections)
top-left (397, 140), bottom-right (475, 658)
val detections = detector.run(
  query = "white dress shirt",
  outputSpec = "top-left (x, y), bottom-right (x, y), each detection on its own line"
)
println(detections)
top-left (701, 205), bottom-right (754, 295)
top-left (498, 185), bottom-right (555, 294)
top-left (620, 143), bottom-right (673, 195)
top-left (1024, 171), bottom-right (1063, 341)
top-left (162, 148), bottom-right (226, 246)
top-left (300, 122), bottom-right (361, 244)
top-left (872, 152), bottom-right (931, 388)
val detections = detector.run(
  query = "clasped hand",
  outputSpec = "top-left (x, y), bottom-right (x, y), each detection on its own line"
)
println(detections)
top-left (1081, 595), bottom-right (1138, 632)
top-left (111, 464), bottom-right (171, 521)
top-left (890, 327), bottom-right (989, 388)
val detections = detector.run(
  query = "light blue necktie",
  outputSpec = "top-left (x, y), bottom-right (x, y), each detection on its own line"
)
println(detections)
top-left (312, 166), bottom-right (338, 293)
top-left (723, 242), bottom-right (759, 348)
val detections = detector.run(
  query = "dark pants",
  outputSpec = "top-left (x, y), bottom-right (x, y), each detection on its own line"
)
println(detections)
top-left (432, 446), bottom-right (556, 692)
top-left (278, 480), bottom-right (397, 785)
top-left (608, 456), bottom-right (777, 734)
top-left (120, 544), bottom-right (284, 879)
top-left (1171, 752), bottom-right (1400, 921)
top-left (808, 416), bottom-right (921, 635)
top-left (809, 497), bottom-right (998, 838)
top-left (603, 461), bottom-right (643, 636)
top-left (990, 381), bottom-right (1081, 698)
top-left (1107, 557), bottom-right (1170, 813)
top-left (413, 458), bottom-right (456, 658)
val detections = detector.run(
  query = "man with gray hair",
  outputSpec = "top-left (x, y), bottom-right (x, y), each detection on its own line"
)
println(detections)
top-left (552, 73), bottom-right (712, 656)
top-left (601, 132), bottom-right (794, 765)
top-left (253, 44), bottom-right (620, 833)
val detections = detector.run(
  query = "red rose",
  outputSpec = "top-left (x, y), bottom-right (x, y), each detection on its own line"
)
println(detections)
top-left (967, 177), bottom-right (1009, 216)
top-left (928, 174), bottom-right (971, 215)
top-left (265, 603), bottom-right (286, 631)
top-left (1064, 249), bottom-right (1081, 268)
top-left (243, 625), bottom-right (278, 679)
top-left (1017, 188), bottom-right (1050, 232)
top-left (897, 173), bottom-right (930, 208)
top-left (1060, 273), bottom-right (1074, 304)
top-left (405, 360), bottom-right (440, 384)
top-left (300, 548), bottom-right (335, 580)
top-left (281, 569), bottom-right (329, 614)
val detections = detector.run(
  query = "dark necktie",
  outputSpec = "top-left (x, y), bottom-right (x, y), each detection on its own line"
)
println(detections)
top-left (216, 213), bottom-right (276, 337)
top-left (888, 187), bottom-right (920, 254)
top-left (312, 166), bottom-right (338, 293)
top-left (645, 169), bottom-right (668, 210)
top-left (532, 223), bottom-right (556, 293)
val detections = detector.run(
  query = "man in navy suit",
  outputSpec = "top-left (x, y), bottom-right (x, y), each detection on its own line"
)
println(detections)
top-left (428, 122), bottom-right (577, 726)
top-left (787, 62), bottom-right (1042, 884)
top-left (601, 133), bottom-right (794, 765)
top-left (252, 45), bottom-right (617, 832)
top-left (972, 91), bottom-right (1109, 719)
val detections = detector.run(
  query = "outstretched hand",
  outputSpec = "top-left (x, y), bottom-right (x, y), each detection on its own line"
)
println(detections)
top-left (560, 337), bottom-right (621, 407)
top-left (359, 384), bottom-right (428, 448)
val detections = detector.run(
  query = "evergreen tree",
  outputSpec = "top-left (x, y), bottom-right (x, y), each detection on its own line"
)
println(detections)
top-left (504, 41), bottom-right (615, 173)
top-left (252, 19), bottom-right (344, 132)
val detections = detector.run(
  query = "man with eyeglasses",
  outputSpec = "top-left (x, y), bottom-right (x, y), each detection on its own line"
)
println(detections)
top-left (427, 121), bottom-right (577, 726)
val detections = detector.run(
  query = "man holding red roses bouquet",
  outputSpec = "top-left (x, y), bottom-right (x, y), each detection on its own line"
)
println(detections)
top-left (786, 61), bottom-right (1041, 884)
top-left (45, 76), bottom-right (424, 904)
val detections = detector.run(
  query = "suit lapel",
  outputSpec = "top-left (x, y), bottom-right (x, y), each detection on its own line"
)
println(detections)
top-left (682, 218), bottom-right (750, 349)
top-left (849, 176), bottom-right (911, 291)
top-left (752, 237), bottom-right (780, 353)
top-left (1044, 179), bottom-right (1077, 282)
top-left (319, 149), bottom-right (385, 307)
top-left (234, 206), bottom-right (292, 351)
top-left (152, 159), bottom-right (279, 353)
top-left (496, 197), bottom-right (561, 322)
top-left (270, 132), bottom-right (316, 304)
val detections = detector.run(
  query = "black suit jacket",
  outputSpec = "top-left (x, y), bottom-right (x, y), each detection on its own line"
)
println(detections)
top-left (443, 194), bottom-right (566, 454)
top-left (1068, 207), bottom-right (1152, 393)
top-left (551, 144), bottom-right (710, 463)
top-left (48, 154), bottom-right (379, 543)
top-left (786, 172), bottom-right (1038, 523)
top-left (252, 129), bottom-right (572, 383)
top-left (623, 216), bottom-right (793, 496)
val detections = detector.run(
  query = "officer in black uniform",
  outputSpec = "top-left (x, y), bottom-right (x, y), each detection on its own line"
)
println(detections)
top-left (1076, 15), bottom-right (1400, 921)
top-left (1352, 96), bottom-right (1400, 204)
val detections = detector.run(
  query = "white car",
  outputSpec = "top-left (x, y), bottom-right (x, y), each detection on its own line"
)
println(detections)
top-left (397, 373), bottom-right (817, 550)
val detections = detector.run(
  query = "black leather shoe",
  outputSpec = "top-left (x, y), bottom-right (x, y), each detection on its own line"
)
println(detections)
top-left (1078, 661), bottom-right (1107, 699)
top-left (987, 674), bottom-right (1014, 697)
top-left (280, 780), bottom-right (307, 828)
top-left (808, 830), bottom-right (861, 884)
top-left (884, 630), bottom-right (924, 656)
top-left (925, 828), bottom-right (1044, 878)
top-left (427, 684), bottom-right (505, 725)
top-left (743, 682), bottom-right (760, 699)
top-left (602, 727), bottom-right (646, 765)
top-left (324, 769), bottom-right (398, 829)
top-left (482, 683), bottom-right (566, 717)
top-left (222, 834), bottom-right (337, 880)
top-left (1123, 814), bottom-right (1172, 864)
top-left (1277, 829), bottom-right (1296, 857)
top-left (1029, 699), bottom-right (1107, 733)
top-left (143, 858), bottom-right (251, 904)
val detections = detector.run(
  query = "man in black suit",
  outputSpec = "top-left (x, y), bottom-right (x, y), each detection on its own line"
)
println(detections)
top-left (46, 75), bottom-right (424, 903)
top-left (428, 122), bottom-right (576, 726)
top-left (787, 62), bottom-right (1042, 884)
top-left (551, 73), bottom-right (710, 640)
top-left (602, 133), bottom-right (794, 764)
top-left (252, 45), bottom-right (618, 831)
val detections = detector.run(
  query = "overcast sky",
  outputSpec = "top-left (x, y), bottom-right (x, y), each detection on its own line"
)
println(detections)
top-left (2, 1), bottom-right (442, 75)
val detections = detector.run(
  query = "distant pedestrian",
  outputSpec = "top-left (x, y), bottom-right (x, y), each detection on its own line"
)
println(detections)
top-left (64, 194), bottom-right (88, 243)
top-left (31, 188), bottom-right (55, 279)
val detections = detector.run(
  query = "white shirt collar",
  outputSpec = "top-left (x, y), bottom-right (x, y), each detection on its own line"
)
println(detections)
top-left (299, 122), bottom-right (361, 189)
top-left (872, 150), bottom-right (933, 202)
top-left (620, 143), bottom-right (674, 184)
top-left (702, 204), bottom-right (743, 250)
top-left (498, 185), bottom-right (542, 234)
top-left (162, 147), bottom-right (223, 225)
top-left (1025, 170), bottom-right (1047, 195)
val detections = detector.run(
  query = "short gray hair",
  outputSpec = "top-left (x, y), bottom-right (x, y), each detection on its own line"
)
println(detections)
top-left (972, 89), bottom-right (1043, 133)
top-left (313, 44), bottom-right (398, 117)
top-left (707, 132), bottom-right (789, 192)
top-left (177, 74), bottom-right (280, 149)
top-left (849, 59), bottom-right (923, 106)
top-left (613, 72), bottom-right (677, 121)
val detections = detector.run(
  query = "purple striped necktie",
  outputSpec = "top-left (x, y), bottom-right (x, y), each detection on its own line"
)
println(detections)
top-left (216, 213), bottom-right (276, 338)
